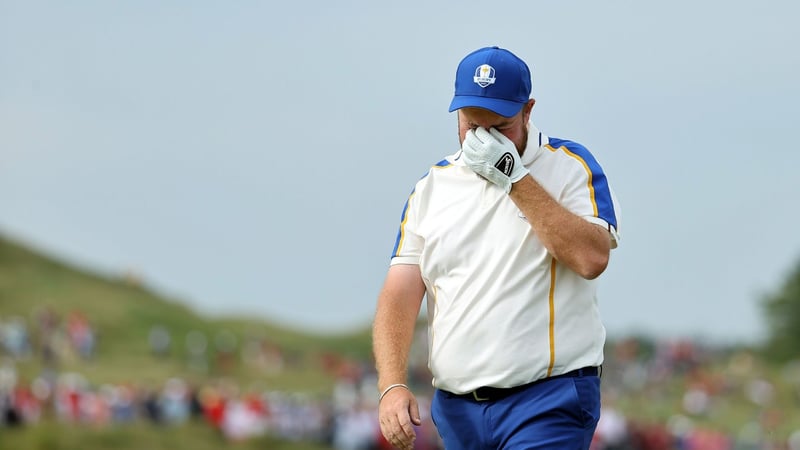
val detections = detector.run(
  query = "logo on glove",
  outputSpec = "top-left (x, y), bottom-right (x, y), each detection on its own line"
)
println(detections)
top-left (494, 152), bottom-right (515, 176)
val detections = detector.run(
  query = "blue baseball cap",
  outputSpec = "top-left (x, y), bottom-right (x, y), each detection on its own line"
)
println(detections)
top-left (448, 46), bottom-right (532, 118)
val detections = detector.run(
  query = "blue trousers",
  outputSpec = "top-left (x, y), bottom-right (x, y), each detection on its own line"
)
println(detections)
top-left (430, 375), bottom-right (600, 449)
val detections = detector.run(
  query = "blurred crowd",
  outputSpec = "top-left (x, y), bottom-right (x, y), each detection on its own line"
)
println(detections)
top-left (0, 307), bottom-right (431, 448)
top-left (1, 308), bottom-right (95, 365)
top-left (591, 338), bottom-right (800, 450)
top-left (2, 310), bottom-right (800, 450)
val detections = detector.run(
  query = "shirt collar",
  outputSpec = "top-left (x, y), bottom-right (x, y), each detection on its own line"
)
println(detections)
top-left (520, 122), bottom-right (547, 166)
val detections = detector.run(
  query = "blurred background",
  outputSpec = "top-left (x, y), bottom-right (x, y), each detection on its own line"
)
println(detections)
top-left (1, 0), bottom-right (799, 449)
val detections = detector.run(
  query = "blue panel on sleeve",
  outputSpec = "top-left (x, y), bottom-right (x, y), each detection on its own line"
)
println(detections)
top-left (548, 138), bottom-right (618, 230)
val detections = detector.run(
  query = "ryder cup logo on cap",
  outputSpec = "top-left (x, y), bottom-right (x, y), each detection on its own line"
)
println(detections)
top-left (449, 46), bottom-right (532, 118)
top-left (474, 64), bottom-right (496, 88)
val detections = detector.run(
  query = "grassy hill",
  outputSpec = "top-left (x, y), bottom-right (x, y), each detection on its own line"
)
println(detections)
top-left (4, 233), bottom-right (800, 448)
top-left (0, 233), bottom-right (378, 449)
top-left (0, 233), bottom-right (373, 392)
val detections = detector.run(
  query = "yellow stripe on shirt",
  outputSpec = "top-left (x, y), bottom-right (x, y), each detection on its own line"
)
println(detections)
top-left (545, 145), bottom-right (599, 217)
top-left (394, 191), bottom-right (416, 255)
top-left (547, 258), bottom-right (557, 377)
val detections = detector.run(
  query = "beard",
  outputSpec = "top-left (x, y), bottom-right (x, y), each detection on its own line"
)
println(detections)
top-left (517, 123), bottom-right (529, 156)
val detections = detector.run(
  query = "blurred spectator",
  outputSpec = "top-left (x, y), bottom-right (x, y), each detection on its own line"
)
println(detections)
top-left (67, 311), bottom-right (95, 360)
top-left (199, 385), bottom-right (226, 429)
top-left (142, 387), bottom-right (163, 425)
top-left (81, 388), bottom-right (110, 426)
top-left (628, 421), bottom-right (673, 450)
top-left (592, 400), bottom-right (629, 449)
top-left (108, 383), bottom-right (137, 423)
top-left (35, 307), bottom-right (61, 368)
top-left (149, 325), bottom-right (172, 358)
top-left (188, 384), bottom-right (204, 419)
top-left (160, 377), bottom-right (190, 425)
top-left (2, 316), bottom-right (31, 359)
top-left (2, 393), bottom-right (22, 427)
top-left (745, 378), bottom-right (775, 407)
top-left (683, 428), bottom-right (730, 450)
top-left (332, 401), bottom-right (377, 450)
top-left (241, 334), bottom-right (285, 374)
top-left (789, 428), bottom-right (800, 450)
top-left (214, 330), bottom-right (238, 374)
top-left (186, 330), bottom-right (208, 373)
top-left (221, 392), bottom-right (266, 442)
top-left (682, 386), bottom-right (710, 416)
top-left (54, 372), bottom-right (86, 422)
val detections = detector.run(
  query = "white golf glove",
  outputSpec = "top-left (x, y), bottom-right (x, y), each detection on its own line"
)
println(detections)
top-left (461, 127), bottom-right (528, 193)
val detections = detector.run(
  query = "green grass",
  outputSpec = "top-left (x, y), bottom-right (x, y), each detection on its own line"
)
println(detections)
top-left (0, 233), bottom-right (369, 448)
top-left (0, 233), bottom-right (373, 391)
top-left (4, 232), bottom-right (800, 446)
top-left (0, 420), bottom-right (332, 450)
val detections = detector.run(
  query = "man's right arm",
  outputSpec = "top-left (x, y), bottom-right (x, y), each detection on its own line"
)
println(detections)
top-left (373, 263), bottom-right (426, 392)
top-left (373, 263), bottom-right (426, 450)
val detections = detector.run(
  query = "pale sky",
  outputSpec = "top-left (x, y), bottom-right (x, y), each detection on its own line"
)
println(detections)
top-left (2, 0), bottom-right (798, 345)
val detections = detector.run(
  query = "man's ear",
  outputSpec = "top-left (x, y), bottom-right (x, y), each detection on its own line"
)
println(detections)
top-left (524, 99), bottom-right (536, 118)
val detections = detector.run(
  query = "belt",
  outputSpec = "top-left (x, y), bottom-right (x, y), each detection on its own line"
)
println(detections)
top-left (448, 366), bottom-right (601, 402)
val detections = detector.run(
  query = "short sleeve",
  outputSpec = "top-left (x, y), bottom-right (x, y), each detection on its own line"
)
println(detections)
top-left (390, 188), bottom-right (423, 265)
top-left (553, 141), bottom-right (621, 248)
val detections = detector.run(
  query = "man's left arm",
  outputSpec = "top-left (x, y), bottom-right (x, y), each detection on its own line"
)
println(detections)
top-left (509, 175), bottom-right (611, 279)
top-left (461, 126), bottom-right (613, 279)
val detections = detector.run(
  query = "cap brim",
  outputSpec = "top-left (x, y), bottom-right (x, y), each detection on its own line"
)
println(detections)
top-left (448, 95), bottom-right (524, 118)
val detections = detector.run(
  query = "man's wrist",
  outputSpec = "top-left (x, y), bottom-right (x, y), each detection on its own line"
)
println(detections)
top-left (379, 383), bottom-right (410, 403)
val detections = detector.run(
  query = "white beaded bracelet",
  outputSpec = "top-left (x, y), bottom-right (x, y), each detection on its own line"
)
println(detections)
top-left (379, 383), bottom-right (410, 403)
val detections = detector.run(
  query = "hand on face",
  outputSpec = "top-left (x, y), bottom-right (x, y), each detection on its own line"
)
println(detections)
top-left (461, 127), bottom-right (529, 193)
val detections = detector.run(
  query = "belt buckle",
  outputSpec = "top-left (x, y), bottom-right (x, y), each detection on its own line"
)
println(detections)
top-left (471, 389), bottom-right (490, 402)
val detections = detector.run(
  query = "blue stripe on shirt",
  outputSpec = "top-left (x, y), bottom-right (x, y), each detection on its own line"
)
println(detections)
top-left (547, 138), bottom-right (618, 230)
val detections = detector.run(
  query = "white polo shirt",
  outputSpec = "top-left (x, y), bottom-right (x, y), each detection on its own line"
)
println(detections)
top-left (390, 124), bottom-right (621, 394)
